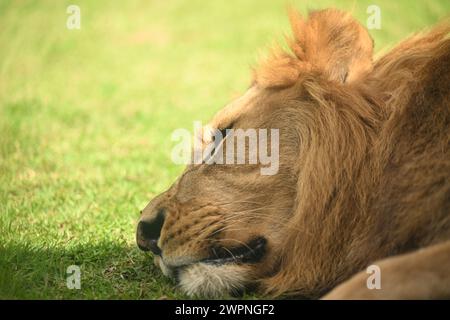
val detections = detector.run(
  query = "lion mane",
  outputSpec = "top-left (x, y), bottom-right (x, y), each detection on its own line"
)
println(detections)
top-left (254, 10), bottom-right (450, 298)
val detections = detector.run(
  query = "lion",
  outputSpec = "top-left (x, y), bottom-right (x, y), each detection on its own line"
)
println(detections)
top-left (136, 9), bottom-right (450, 299)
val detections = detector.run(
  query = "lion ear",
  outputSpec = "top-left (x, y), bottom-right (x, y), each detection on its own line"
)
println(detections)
top-left (289, 9), bottom-right (374, 83)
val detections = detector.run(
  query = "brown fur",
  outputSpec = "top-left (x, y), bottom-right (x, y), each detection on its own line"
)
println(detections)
top-left (138, 9), bottom-right (450, 298)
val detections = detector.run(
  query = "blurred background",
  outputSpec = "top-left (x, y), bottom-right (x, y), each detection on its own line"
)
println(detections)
top-left (1, 0), bottom-right (449, 299)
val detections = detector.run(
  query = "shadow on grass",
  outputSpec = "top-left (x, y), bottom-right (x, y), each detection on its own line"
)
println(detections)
top-left (0, 241), bottom-right (181, 299)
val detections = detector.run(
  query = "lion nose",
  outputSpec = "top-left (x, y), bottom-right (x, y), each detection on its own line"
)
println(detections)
top-left (136, 209), bottom-right (165, 255)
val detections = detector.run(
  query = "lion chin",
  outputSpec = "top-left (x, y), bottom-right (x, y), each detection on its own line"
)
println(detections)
top-left (177, 263), bottom-right (251, 298)
top-left (155, 256), bottom-right (251, 298)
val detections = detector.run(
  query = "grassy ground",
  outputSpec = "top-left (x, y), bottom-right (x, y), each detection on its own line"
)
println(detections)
top-left (0, 0), bottom-right (448, 299)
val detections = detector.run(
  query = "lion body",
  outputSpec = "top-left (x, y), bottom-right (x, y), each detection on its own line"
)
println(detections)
top-left (138, 9), bottom-right (450, 299)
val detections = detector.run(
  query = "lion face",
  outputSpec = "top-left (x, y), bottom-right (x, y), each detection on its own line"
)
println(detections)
top-left (137, 9), bottom-right (375, 298)
top-left (137, 85), bottom-right (301, 297)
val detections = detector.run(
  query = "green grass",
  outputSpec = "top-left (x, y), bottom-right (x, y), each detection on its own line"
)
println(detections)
top-left (0, 0), bottom-right (448, 299)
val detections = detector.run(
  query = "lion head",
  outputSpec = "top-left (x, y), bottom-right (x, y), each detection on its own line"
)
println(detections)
top-left (137, 9), bottom-right (388, 298)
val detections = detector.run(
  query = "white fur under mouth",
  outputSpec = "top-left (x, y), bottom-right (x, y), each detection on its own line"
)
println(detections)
top-left (154, 238), bottom-right (266, 298)
top-left (177, 263), bottom-right (251, 298)
top-left (155, 257), bottom-right (251, 298)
